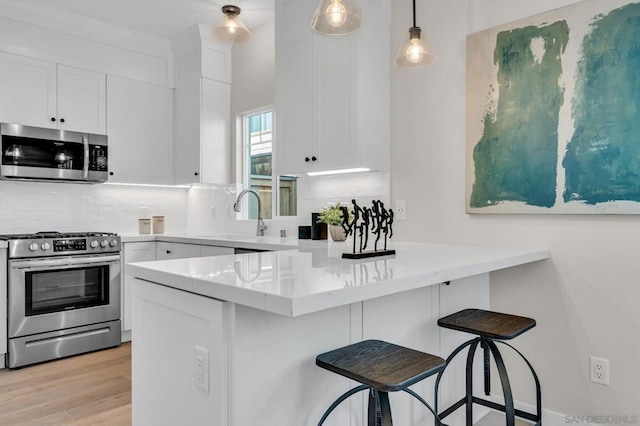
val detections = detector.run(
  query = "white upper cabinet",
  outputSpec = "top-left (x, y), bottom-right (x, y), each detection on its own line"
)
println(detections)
top-left (175, 77), bottom-right (230, 185)
top-left (275, 0), bottom-right (391, 175)
top-left (107, 76), bottom-right (174, 184)
top-left (172, 25), bottom-right (231, 185)
top-left (0, 52), bottom-right (106, 134)
top-left (57, 65), bottom-right (106, 134)
top-left (0, 53), bottom-right (57, 129)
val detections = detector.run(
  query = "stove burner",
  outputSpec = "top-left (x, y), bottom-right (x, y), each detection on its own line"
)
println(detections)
top-left (0, 232), bottom-right (117, 240)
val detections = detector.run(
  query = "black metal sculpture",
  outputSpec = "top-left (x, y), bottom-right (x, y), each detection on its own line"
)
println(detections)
top-left (341, 199), bottom-right (395, 259)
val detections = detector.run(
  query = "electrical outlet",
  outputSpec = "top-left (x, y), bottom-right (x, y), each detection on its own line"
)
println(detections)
top-left (395, 201), bottom-right (407, 220)
top-left (195, 346), bottom-right (210, 392)
top-left (590, 356), bottom-right (610, 386)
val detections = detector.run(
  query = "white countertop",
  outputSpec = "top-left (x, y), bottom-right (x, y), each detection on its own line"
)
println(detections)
top-left (128, 240), bottom-right (549, 317)
top-left (121, 233), bottom-right (300, 251)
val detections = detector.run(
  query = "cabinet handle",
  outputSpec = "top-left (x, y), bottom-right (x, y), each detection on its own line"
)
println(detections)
top-left (305, 157), bottom-right (310, 162)
top-left (311, 156), bottom-right (317, 162)
top-left (60, 118), bottom-right (65, 123)
top-left (109, 172), bottom-right (114, 176)
top-left (166, 250), bottom-right (172, 254)
top-left (194, 172), bottom-right (199, 176)
top-left (51, 117), bottom-right (56, 122)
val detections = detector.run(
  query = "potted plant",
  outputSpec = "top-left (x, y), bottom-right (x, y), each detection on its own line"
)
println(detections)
top-left (317, 203), bottom-right (353, 241)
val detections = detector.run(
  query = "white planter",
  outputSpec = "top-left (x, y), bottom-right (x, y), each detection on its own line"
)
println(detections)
top-left (329, 225), bottom-right (347, 241)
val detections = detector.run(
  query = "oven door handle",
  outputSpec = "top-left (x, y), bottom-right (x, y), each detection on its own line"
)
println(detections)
top-left (10, 255), bottom-right (121, 271)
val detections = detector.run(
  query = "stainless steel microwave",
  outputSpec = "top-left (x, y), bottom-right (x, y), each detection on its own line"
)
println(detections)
top-left (0, 123), bottom-right (108, 183)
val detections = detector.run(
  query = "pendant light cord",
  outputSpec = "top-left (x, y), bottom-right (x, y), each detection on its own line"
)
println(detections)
top-left (412, 0), bottom-right (417, 28)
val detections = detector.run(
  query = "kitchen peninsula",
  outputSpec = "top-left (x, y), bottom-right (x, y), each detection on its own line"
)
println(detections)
top-left (127, 239), bottom-right (548, 425)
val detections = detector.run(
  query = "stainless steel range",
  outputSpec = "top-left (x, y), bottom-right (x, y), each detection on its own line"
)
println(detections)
top-left (2, 232), bottom-right (121, 368)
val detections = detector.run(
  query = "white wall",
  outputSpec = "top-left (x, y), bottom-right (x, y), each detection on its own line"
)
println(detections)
top-left (391, 0), bottom-right (640, 416)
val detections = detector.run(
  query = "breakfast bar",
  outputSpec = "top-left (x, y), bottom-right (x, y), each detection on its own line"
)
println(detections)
top-left (127, 241), bottom-right (548, 425)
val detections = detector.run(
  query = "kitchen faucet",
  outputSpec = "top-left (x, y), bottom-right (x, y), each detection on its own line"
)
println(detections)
top-left (233, 189), bottom-right (267, 236)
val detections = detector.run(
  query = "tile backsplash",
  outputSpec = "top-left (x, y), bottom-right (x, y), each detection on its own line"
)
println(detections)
top-left (0, 171), bottom-right (390, 236)
top-left (0, 181), bottom-right (188, 235)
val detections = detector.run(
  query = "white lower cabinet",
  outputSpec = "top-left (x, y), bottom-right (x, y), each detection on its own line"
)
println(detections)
top-left (156, 242), bottom-right (201, 260)
top-left (122, 242), bottom-right (157, 335)
top-left (156, 242), bottom-right (234, 260)
top-left (132, 279), bottom-right (228, 426)
top-left (0, 249), bottom-right (7, 358)
top-left (123, 241), bottom-right (235, 340)
top-left (200, 245), bottom-right (235, 256)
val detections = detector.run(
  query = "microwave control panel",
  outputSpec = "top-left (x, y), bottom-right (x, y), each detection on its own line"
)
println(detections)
top-left (89, 145), bottom-right (108, 172)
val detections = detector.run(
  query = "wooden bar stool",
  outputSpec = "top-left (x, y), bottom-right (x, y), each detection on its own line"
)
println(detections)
top-left (434, 309), bottom-right (542, 426)
top-left (316, 339), bottom-right (444, 425)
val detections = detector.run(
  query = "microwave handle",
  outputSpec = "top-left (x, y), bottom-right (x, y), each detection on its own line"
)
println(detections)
top-left (82, 134), bottom-right (89, 179)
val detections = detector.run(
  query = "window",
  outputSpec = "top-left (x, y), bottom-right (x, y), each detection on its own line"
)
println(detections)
top-left (242, 109), bottom-right (297, 220)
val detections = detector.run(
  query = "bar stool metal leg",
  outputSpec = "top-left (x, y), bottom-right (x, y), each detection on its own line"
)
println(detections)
top-left (487, 340), bottom-right (515, 426)
top-left (465, 339), bottom-right (481, 426)
top-left (434, 337), bottom-right (481, 417)
top-left (497, 341), bottom-right (542, 424)
top-left (378, 391), bottom-right (393, 426)
top-left (368, 389), bottom-right (378, 426)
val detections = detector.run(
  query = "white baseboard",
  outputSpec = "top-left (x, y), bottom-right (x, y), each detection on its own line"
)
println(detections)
top-left (121, 329), bottom-right (132, 343)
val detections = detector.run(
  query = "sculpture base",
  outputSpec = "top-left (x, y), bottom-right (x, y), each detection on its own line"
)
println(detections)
top-left (342, 249), bottom-right (396, 259)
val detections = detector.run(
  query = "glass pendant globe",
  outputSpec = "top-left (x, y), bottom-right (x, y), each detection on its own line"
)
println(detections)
top-left (406, 38), bottom-right (426, 64)
top-left (326, 0), bottom-right (347, 27)
top-left (311, 0), bottom-right (361, 35)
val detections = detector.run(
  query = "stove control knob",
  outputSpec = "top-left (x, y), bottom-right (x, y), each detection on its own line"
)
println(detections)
top-left (29, 243), bottom-right (39, 251)
top-left (41, 242), bottom-right (51, 251)
top-left (100, 240), bottom-right (108, 248)
top-left (90, 240), bottom-right (99, 248)
top-left (109, 240), bottom-right (117, 247)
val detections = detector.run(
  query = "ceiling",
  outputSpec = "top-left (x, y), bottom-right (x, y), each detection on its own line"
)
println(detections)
top-left (25, 0), bottom-right (274, 40)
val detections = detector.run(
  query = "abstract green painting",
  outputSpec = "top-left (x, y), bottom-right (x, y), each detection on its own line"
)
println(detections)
top-left (467, 0), bottom-right (640, 214)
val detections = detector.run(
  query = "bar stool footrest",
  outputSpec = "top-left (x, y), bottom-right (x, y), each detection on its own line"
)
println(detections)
top-left (472, 397), bottom-right (541, 423)
top-left (438, 397), bottom-right (466, 419)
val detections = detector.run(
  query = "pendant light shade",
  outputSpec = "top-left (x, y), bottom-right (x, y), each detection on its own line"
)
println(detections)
top-left (394, 0), bottom-right (436, 68)
top-left (311, 0), bottom-right (361, 35)
top-left (213, 5), bottom-right (251, 42)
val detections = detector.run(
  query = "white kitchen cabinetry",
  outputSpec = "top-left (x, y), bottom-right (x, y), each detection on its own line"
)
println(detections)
top-left (156, 242), bottom-right (234, 260)
top-left (275, 0), bottom-right (390, 175)
top-left (107, 76), bottom-right (174, 184)
top-left (0, 248), bottom-right (6, 357)
top-left (200, 245), bottom-right (235, 256)
top-left (0, 52), bottom-right (106, 133)
top-left (172, 25), bottom-right (232, 185)
top-left (122, 241), bottom-right (234, 340)
top-left (122, 242), bottom-right (157, 339)
top-left (156, 242), bottom-right (202, 260)
top-left (174, 77), bottom-right (230, 185)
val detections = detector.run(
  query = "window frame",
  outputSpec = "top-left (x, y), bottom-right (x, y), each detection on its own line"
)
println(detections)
top-left (239, 106), bottom-right (297, 221)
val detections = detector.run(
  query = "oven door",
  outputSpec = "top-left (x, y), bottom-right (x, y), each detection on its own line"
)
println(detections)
top-left (8, 254), bottom-right (121, 338)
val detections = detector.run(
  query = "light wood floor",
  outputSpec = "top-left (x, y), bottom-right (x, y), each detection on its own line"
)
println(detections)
top-left (0, 343), bottom-right (131, 425)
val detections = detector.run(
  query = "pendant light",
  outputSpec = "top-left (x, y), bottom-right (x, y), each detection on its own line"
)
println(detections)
top-left (213, 5), bottom-right (251, 42)
top-left (394, 0), bottom-right (436, 68)
top-left (311, 0), bottom-right (361, 35)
